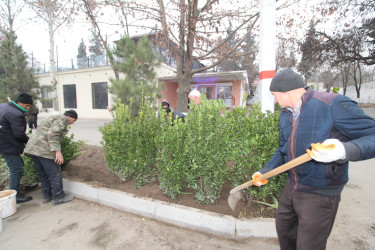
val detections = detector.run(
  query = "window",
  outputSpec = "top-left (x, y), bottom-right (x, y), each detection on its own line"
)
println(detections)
top-left (199, 86), bottom-right (214, 99)
top-left (92, 82), bottom-right (108, 109)
top-left (41, 86), bottom-right (53, 108)
top-left (63, 84), bottom-right (77, 108)
top-left (217, 85), bottom-right (233, 107)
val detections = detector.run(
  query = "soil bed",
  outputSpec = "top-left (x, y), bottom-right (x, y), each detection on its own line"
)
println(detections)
top-left (63, 144), bottom-right (275, 218)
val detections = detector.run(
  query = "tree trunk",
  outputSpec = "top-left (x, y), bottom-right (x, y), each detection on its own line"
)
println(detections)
top-left (47, 5), bottom-right (59, 111)
top-left (177, 74), bottom-right (192, 112)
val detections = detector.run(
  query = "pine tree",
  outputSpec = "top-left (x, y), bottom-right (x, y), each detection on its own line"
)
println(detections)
top-left (76, 38), bottom-right (88, 68)
top-left (242, 31), bottom-right (259, 101)
top-left (0, 30), bottom-right (40, 102)
top-left (298, 21), bottom-right (320, 81)
top-left (89, 29), bottom-right (105, 66)
top-left (109, 35), bottom-right (162, 116)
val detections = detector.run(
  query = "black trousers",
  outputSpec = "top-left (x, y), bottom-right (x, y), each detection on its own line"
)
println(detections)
top-left (276, 180), bottom-right (340, 250)
top-left (31, 155), bottom-right (65, 200)
top-left (28, 120), bottom-right (37, 129)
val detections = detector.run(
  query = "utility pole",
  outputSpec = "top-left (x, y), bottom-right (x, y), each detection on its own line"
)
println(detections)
top-left (259, 0), bottom-right (276, 113)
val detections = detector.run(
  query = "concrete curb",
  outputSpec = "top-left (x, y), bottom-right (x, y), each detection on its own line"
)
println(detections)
top-left (63, 179), bottom-right (277, 239)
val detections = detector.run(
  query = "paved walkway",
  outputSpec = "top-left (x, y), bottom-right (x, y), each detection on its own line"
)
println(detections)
top-left (2, 158), bottom-right (374, 249)
top-left (68, 118), bottom-right (112, 146)
top-left (0, 189), bottom-right (280, 250)
top-left (364, 107), bottom-right (375, 118)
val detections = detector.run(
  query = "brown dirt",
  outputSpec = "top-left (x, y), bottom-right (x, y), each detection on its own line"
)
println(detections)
top-left (63, 144), bottom-right (276, 218)
top-left (359, 103), bottom-right (375, 108)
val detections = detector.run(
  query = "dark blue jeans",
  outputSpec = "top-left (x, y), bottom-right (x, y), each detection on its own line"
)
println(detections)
top-left (2, 154), bottom-right (24, 194)
top-left (31, 155), bottom-right (65, 200)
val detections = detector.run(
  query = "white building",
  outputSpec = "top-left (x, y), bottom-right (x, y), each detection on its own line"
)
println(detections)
top-left (37, 64), bottom-right (176, 119)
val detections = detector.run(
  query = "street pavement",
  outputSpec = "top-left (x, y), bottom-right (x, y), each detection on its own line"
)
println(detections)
top-left (1, 108), bottom-right (374, 249)
top-left (67, 118), bottom-right (112, 146)
top-left (364, 107), bottom-right (375, 118)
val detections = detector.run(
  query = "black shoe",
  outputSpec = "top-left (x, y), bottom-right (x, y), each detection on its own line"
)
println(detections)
top-left (52, 194), bottom-right (75, 206)
top-left (24, 184), bottom-right (38, 191)
top-left (42, 196), bottom-right (52, 204)
top-left (16, 195), bottom-right (33, 204)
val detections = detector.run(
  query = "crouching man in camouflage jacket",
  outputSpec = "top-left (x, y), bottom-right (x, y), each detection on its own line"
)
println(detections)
top-left (24, 110), bottom-right (78, 205)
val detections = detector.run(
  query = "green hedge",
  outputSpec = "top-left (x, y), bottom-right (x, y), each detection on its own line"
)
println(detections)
top-left (100, 96), bottom-right (160, 188)
top-left (101, 95), bottom-right (285, 205)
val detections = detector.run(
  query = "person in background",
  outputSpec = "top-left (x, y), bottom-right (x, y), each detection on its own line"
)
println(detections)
top-left (251, 69), bottom-right (375, 250)
top-left (164, 107), bottom-right (185, 123)
top-left (161, 100), bottom-right (170, 109)
top-left (188, 88), bottom-right (201, 106)
top-left (160, 100), bottom-right (185, 123)
top-left (107, 106), bottom-right (113, 113)
top-left (0, 93), bottom-right (34, 203)
top-left (26, 104), bottom-right (39, 131)
top-left (24, 110), bottom-right (78, 205)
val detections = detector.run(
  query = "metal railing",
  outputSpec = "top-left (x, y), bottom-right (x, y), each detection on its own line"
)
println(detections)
top-left (30, 54), bottom-right (109, 74)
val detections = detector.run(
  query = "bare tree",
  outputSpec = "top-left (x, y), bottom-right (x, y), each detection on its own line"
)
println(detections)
top-left (337, 62), bottom-right (351, 95)
top-left (348, 61), bottom-right (372, 99)
top-left (276, 38), bottom-right (296, 71)
top-left (103, 0), bottom-right (132, 36)
top-left (118, 1), bottom-right (297, 111)
top-left (0, 0), bottom-right (24, 32)
top-left (80, 0), bottom-right (126, 81)
top-left (78, 0), bottom-right (297, 111)
top-left (318, 0), bottom-right (375, 65)
top-left (311, 27), bottom-right (370, 97)
top-left (23, 0), bottom-right (76, 111)
top-left (320, 70), bottom-right (340, 92)
top-left (155, 0), bottom-right (263, 111)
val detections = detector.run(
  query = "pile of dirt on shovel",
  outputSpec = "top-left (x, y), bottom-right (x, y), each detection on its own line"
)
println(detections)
top-left (63, 144), bottom-right (276, 218)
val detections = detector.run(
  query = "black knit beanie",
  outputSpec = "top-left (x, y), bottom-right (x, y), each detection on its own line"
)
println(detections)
top-left (15, 93), bottom-right (33, 104)
top-left (161, 100), bottom-right (170, 107)
top-left (64, 110), bottom-right (78, 119)
top-left (269, 69), bottom-right (305, 92)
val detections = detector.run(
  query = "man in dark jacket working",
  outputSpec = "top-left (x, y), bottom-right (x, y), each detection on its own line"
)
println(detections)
top-left (251, 69), bottom-right (375, 250)
top-left (0, 93), bottom-right (34, 203)
top-left (161, 100), bottom-right (185, 123)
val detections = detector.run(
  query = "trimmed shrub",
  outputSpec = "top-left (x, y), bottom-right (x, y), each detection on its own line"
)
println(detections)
top-left (183, 99), bottom-right (229, 204)
top-left (100, 95), bottom-right (161, 188)
top-left (155, 110), bottom-right (188, 200)
top-left (226, 104), bottom-right (285, 204)
top-left (101, 95), bottom-right (283, 206)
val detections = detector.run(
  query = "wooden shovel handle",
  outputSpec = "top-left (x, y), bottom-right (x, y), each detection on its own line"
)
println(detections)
top-left (229, 153), bottom-right (312, 194)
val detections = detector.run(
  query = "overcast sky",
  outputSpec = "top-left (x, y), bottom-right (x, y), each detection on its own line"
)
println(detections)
top-left (16, 16), bottom-right (99, 64)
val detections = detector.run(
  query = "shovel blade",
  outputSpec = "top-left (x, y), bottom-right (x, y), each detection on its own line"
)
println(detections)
top-left (227, 191), bottom-right (243, 211)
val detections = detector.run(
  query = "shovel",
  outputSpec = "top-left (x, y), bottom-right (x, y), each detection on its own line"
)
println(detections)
top-left (228, 152), bottom-right (313, 211)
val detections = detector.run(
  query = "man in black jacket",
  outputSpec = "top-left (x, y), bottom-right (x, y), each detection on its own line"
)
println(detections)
top-left (0, 93), bottom-right (34, 203)
top-left (161, 100), bottom-right (185, 123)
top-left (164, 107), bottom-right (185, 123)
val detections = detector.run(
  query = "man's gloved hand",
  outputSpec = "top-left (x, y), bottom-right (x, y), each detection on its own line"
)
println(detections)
top-left (307, 139), bottom-right (346, 163)
top-left (252, 171), bottom-right (268, 186)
